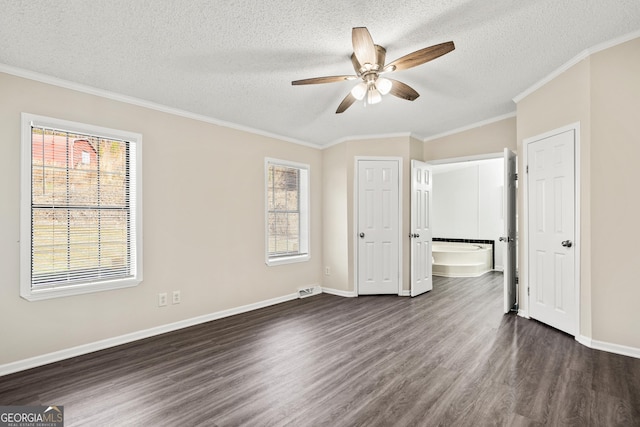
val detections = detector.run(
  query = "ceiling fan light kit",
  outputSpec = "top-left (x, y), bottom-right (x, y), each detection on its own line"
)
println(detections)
top-left (292, 27), bottom-right (455, 113)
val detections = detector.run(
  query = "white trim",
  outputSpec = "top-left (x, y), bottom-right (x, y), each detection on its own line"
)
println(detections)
top-left (353, 157), bottom-right (403, 296)
top-left (423, 112), bottom-right (516, 142)
top-left (399, 289), bottom-right (411, 297)
top-left (514, 30), bottom-right (640, 103)
top-left (0, 292), bottom-right (299, 377)
top-left (576, 335), bottom-right (640, 360)
top-left (426, 151), bottom-right (504, 166)
top-left (588, 340), bottom-right (640, 360)
top-left (321, 287), bottom-right (358, 298)
top-left (576, 335), bottom-right (592, 347)
top-left (522, 122), bottom-right (581, 337)
top-left (0, 63), bottom-right (319, 149)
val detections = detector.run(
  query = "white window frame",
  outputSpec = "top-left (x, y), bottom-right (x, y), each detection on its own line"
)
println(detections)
top-left (20, 113), bottom-right (143, 301)
top-left (264, 158), bottom-right (310, 266)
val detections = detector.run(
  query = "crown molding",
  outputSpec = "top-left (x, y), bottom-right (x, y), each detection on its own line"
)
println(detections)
top-left (323, 131), bottom-right (417, 149)
top-left (423, 112), bottom-right (516, 143)
top-left (0, 63), bottom-right (321, 149)
top-left (513, 30), bottom-right (640, 103)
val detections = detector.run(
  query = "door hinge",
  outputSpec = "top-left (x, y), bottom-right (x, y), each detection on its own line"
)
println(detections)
top-left (526, 165), bottom-right (529, 173)
top-left (514, 173), bottom-right (518, 181)
top-left (515, 276), bottom-right (519, 285)
top-left (527, 286), bottom-right (530, 296)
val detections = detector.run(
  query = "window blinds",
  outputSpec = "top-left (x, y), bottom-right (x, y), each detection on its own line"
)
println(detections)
top-left (267, 164), bottom-right (302, 257)
top-left (30, 126), bottom-right (137, 289)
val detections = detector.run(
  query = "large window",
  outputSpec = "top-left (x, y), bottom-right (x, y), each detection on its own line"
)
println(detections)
top-left (20, 113), bottom-right (142, 300)
top-left (265, 158), bottom-right (309, 266)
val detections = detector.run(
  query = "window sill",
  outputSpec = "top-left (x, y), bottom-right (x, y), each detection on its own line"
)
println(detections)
top-left (266, 254), bottom-right (310, 267)
top-left (20, 277), bottom-right (141, 301)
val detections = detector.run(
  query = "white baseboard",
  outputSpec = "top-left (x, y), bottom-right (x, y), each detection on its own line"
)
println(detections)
top-left (517, 309), bottom-right (530, 319)
top-left (399, 290), bottom-right (411, 297)
top-left (588, 338), bottom-right (640, 359)
top-left (321, 287), bottom-right (357, 297)
top-left (0, 292), bottom-right (299, 377)
top-left (576, 334), bottom-right (592, 347)
top-left (6, 288), bottom-right (636, 377)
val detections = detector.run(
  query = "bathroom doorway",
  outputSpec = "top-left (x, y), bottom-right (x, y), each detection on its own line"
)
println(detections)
top-left (428, 151), bottom-right (517, 312)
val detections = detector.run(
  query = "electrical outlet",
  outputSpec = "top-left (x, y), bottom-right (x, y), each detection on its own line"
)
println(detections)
top-left (172, 290), bottom-right (181, 304)
top-left (325, 266), bottom-right (331, 276)
top-left (158, 292), bottom-right (168, 307)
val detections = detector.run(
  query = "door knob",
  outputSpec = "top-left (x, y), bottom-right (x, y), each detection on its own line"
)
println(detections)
top-left (561, 240), bottom-right (573, 248)
top-left (359, 232), bottom-right (365, 238)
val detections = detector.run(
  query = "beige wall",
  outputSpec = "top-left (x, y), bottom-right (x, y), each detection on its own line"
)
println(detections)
top-left (322, 136), bottom-right (416, 293)
top-left (321, 143), bottom-right (349, 291)
top-left (515, 58), bottom-right (593, 338)
top-left (590, 38), bottom-right (640, 348)
top-left (0, 72), bottom-right (323, 365)
top-left (424, 116), bottom-right (517, 161)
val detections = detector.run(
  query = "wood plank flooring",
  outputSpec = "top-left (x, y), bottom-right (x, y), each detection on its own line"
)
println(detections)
top-left (2, 272), bottom-right (639, 426)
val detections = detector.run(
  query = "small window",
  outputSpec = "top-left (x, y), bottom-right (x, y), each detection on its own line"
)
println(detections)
top-left (20, 113), bottom-right (143, 300)
top-left (265, 158), bottom-right (310, 266)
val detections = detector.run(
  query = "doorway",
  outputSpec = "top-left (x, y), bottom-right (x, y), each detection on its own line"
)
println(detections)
top-left (428, 151), bottom-right (517, 310)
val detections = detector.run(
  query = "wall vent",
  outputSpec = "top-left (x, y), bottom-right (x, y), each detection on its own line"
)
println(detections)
top-left (298, 286), bottom-right (319, 298)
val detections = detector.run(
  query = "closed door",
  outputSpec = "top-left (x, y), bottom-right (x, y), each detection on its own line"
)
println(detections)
top-left (527, 128), bottom-right (576, 335)
top-left (357, 159), bottom-right (400, 295)
top-left (410, 160), bottom-right (433, 297)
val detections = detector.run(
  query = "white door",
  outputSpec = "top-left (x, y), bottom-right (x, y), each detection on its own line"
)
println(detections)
top-left (410, 160), bottom-right (433, 297)
top-left (527, 129), bottom-right (576, 335)
top-left (357, 160), bottom-right (400, 294)
top-left (502, 149), bottom-right (517, 313)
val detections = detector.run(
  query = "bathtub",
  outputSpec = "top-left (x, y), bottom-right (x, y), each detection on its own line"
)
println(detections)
top-left (432, 242), bottom-right (493, 277)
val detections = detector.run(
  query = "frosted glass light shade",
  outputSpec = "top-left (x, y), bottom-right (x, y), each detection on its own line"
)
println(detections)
top-left (367, 87), bottom-right (382, 104)
top-left (351, 82), bottom-right (367, 100)
top-left (377, 78), bottom-right (392, 95)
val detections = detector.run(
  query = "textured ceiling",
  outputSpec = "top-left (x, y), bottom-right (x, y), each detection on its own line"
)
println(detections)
top-left (1, 1), bottom-right (639, 147)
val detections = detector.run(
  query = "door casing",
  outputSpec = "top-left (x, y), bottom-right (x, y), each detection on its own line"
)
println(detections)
top-left (353, 157), bottom-right (403, 295)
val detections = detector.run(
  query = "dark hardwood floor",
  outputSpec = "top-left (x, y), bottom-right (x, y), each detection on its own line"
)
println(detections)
top-left (2, 272), bottom-right (639, 426)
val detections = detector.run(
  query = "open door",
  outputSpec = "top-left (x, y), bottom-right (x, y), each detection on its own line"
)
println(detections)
top-left (502, 148), bottom-right (517, 313)
top-left (410, 160), bottom-right (433, 297)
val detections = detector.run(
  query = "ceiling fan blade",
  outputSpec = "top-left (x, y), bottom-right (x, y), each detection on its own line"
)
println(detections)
top-left (292, 75), bottom-right (356, 85)
top-left (385, 41), bottom-right (455, 72)
top-left (336, 92), bottom-right (357, 114)
top-left (388, 79), bottom-right (420, 101)
top-left (352, 27), bottom-right (377, 66)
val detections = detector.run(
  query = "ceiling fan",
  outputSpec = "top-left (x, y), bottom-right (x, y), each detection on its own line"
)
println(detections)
top-left (292, 27), bottom-right (455, 113)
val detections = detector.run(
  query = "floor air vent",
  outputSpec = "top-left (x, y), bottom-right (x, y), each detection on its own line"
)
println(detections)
top-left (298, 287), bottom-right (318, 298)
